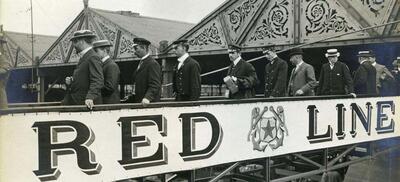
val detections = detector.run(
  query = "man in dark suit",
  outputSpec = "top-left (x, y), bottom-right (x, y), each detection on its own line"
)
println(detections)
top-left (263, 48), bottom-right (287, 98)
top-left (93, 40), bottom-right (120, 104)
top-left (63, 30), bottom-right (104, 109)
top-left (318, 49), bottom-right (355, 96)
top-left (131, 37), bottom-right (161, 106)
top-left (392, 57), bottom-right (400, 96)
top-left (370, 55), bottom-right (395, 96)
top-left (353, 51), bottom-right (377, 95)
top-left (224, 44), bottom-right (258, 99)
top-left (287, 48), bottom-right (317, 96)
top-left (172, 39), bottom-right (201, 101)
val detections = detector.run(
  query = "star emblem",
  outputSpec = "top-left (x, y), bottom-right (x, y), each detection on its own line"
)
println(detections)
top-left (262, 119), bottom-right (275, 140)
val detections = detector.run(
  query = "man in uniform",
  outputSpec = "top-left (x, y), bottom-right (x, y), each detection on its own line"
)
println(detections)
top-left (287, 48), bottom-right (317, 96)
top-left (172, 39), bottom-right (201, 101)
top-left (93, 40), bottom-right (120, 104)
top-left (317, 49), bottom-right (355, 96)
top-left (353, 51), bottom-right (377, 95)
top-left (0, 33), bottom-right (10, 109)
top-left (224, 44), bottom-right (258, 99)
top-left (130, 37), bottom-right (161, 106)
top-left (370, 54), bottom-right (395, 96)
top-left (263, 48), bottom-right (287, 98)
top-left (62, 30), bottom-right (104, 110)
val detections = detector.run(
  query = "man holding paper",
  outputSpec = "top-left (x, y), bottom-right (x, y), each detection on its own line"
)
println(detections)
top-left (224, 44), bottom-right (258, 99)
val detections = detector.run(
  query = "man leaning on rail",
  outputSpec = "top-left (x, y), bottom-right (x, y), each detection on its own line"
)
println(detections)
top-left (224, 44), bottom-right (258, 99)
top-left (62, 30), bottom-right (104, 110)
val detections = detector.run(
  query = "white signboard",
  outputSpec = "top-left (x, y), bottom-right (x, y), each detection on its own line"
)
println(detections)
top-left (0, 97), bottom-right (399, 181)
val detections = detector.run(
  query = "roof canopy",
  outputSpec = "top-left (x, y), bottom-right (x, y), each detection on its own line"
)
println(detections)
top-left (39, 7), bottom-right (194, 68)
top-left (0, 30), bottom-right (57, 69)
top-left (170, 0), bottom-right (400, 56)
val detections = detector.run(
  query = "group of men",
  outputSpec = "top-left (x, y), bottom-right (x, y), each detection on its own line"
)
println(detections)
top-left (61, 29), bottom-right (398, 109)
top-left (62, 30), bottom-right (201, 109)
top-left (226, 46), bottom-right (397, 99)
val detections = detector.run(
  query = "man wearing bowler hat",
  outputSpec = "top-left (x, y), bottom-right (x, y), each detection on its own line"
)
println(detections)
top-left (93, 40), bottom-right (120, 104)
top-left (172, 39), bottom-right (201, 101)
top-left (353, 50), bottom-right (377, 95)
top-left (62, 30), bottom-right (104, 109)
top-left (224, 44), bottom-right (258, 99)
top-left (287, 48), bottom-right (317, 96)
top-left (130, 37), bottom-right (161, 105)
top-left (263, 47), bottom-right (288, 98)
top-left (0, 31), bottom-right (11, 109)
top-left (318, 49), bottom-right (355, 96)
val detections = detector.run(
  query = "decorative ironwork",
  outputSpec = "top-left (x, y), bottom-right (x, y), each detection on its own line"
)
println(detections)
top-left (305, 0), bottom-right (354, 36)
top-left (17, 54), bottom-right (30, 66)
top-left (98, 22), bottom-right (117, 42)
top-left (189, 23), bottom-right (223, 46)
top-left (228, 0), bottom-right (259, 33)
top-left (119, 35), bottom-right (135, 55)
top-left (43, 45), bottom-right (62, 64)
top-left (249, 0), bottom-right (289, 41)
top-left (361, 0), bottom-right (385, 17)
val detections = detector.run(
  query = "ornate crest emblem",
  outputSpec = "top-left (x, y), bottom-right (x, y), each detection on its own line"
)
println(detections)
top-left (247, 106), bottom-right (289, 151)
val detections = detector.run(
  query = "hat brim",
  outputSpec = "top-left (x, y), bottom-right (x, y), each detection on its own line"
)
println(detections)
top-left (357, 54), bottom-right (374, 57)
top-left (325, 53), bottom-right (340, 57)
top-left (70, 34), bottom-right (97, 41)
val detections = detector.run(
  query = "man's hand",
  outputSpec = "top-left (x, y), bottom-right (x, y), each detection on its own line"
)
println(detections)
top-left (65, 77), bottom-right (73, 85)
top-left (141, 98), bottom-right (150, 106)
top-left (85, 99), bottom-right (94, 110)
top-left (231, 76), bottom-right (238, 82)
top-left (295, 89), bottom-right (304, 96)
top-left (349, 93), bottom-right (357, 98)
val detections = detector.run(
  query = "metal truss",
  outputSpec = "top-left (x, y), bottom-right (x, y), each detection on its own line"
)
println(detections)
top-left (119, 138), bottom-right (400, 182)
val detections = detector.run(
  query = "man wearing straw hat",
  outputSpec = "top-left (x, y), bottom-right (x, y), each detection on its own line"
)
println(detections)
top-left (62, 30), bottom-right (104, 109)
top-left (0, 31), bottom-right (11, 109)
top-left (317, 49), bottom-right (355, 96)
top-left (392, 57), bottom-right (400, 95)
top-left (353, 50), bottom-right (377, 95)
top-left (93, 39), bottom-right (120, 104)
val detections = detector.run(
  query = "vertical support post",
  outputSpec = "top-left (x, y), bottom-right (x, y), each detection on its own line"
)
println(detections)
top-left (188, 170), bottom-right (196, 182)
top-left (39, 76), bottom-right (45, 102)
top-left (265, 157), bottom-right (271, 182)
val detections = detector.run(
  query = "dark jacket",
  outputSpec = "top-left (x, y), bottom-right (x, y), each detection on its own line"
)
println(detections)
top-left (264, 57), bottom-right (288, 97)
top-left (63, 48), bottom-right (104, 105)
top-left (353, 61), bottom-right (377, 95)
top-left (0, 53), bottom-right (10, 109)
top-left (102, 58), bottom-right (120, 104)
top-left (132, 56), bottom-right (161, 103)
top-left (227, 59), bottom-right (258, 99)
top-left (287, 62), bottom-right (317, 96)
top-left (173, 56), bottom-right (201, 101)
top-left (318, 61), bottom-right (354, 95)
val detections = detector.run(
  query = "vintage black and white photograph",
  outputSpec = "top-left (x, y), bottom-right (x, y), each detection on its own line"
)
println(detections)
top-left (0, 0), bottom-right (399, 181)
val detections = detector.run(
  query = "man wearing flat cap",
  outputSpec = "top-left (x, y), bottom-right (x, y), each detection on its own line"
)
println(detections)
top-left (263, 47), bottom-right (288, 98)
top-left (130, 37), bottom-right (161, 105)
top-left (224, 44), bottom-right (258, 99)
top-left (317, 49), bottom-right (355, 96)
top-left (62, 30), bottom-right (104, 109)
top-left (172, 39), bottom-right (201, 101)
top-left (353, 50), bottom-right (377, 95)
top-left (93, 40), bottom-right (120, 104)
top-left (369, 52), bottom-right (395, 96)
top-left (0, 33), bottom-right (11, 109)
top-left (287, 48), bottom-right (317, 96)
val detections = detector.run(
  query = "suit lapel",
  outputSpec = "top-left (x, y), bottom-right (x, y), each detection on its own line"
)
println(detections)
top-left (77, 49), bottom-right (93, 66)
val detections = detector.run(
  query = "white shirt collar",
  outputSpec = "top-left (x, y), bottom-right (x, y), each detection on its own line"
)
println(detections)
top-left (178, 53), bottom-right (189, 63)
top-left (78, 47), bottom-right (92, 58)
top-left (270, 56), bottom-right (278, 64)
top-left (372, 62), bottom-right (377, 66)
top-left (360, 60), bottom-right (368, 65)
top-left (101, 55), bottom-right (110, 63)
top-left (233, 56), bottom-right (242, 66)
top-left (297, 60), bottom-right (303, 67)
top-left (141, 53), bottom-right (150, 60)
